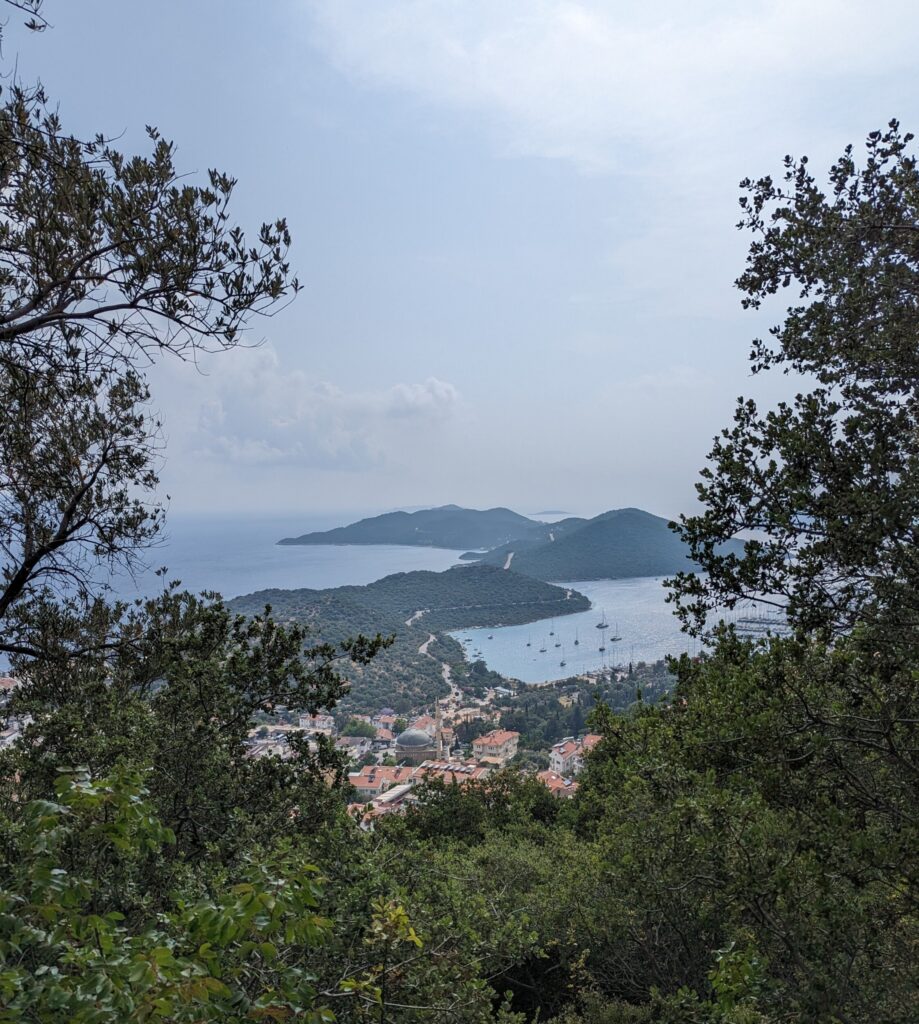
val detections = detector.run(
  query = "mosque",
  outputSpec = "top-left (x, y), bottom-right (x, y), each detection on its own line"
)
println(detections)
top-left (394, 704), bottom-right (449, 765)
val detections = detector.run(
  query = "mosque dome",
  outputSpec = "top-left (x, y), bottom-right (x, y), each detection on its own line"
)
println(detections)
top-left (396, 728), bottom-right (433, 748)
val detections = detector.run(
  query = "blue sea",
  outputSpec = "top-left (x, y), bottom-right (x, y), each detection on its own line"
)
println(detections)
top-left (109, 514), bottom-right (697, 682)
top-left (109, 513), bottom-right (465, 601)
top-left (450, 576), bottom-right (697, 684)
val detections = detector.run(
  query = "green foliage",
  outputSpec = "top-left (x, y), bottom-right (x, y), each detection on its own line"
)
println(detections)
top-left (0, 77), bottom-right (298, 659)
top-left (0, 770), bottom-right (335, 1023)
top-left (1, 588), bottom-right (374, 861)
top-left (230, 566), bottom-right (587, 714)
top-left (497, 663), bottom-right (674, 750)
top-left (671, 121), bottom-right (919, 638)
top-left (341, 718), bottom-right (377, 738)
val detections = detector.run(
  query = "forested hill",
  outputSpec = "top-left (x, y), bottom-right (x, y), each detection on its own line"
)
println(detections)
top-left (278, 505), bottom-right (548, 550)
top-left (230, 563), bottom-right (589, 634)
top-left (228, 565), bottom-right (588, 714)
top-left (464, 507), bottom-right (744, 581)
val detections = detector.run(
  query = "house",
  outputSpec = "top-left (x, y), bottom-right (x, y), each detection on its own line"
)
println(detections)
top-left (0, 714), bottom-right (29, 750)
top-left (348, 764), bottom-right (415, 799)
top-left (471, 729), bottom-right (519, 766)
top-left (574, 733), bottom-right (602, 773)
top-left (550, 734), bottom-right (603, 776)
top-left (348, 760), bottom-right (489, 800)
top-left (409, 714), bottom-right (437, 736)
top-left (246, 736), bottom-right (293, 760)
top-left (335, 735), bottom-right (373, 762)
top-left (298, 712), bottom-right (336, 736)
top-left (549, 738), bottom-right (580, 776)
top-left (371, 712), bottom-right (398, 730)
top-left (451, 706), bottom-right (495, 725)
top-left (374, 727), bottom-right (395, 747)
top-left (537, 770), bottom-right (578, 799)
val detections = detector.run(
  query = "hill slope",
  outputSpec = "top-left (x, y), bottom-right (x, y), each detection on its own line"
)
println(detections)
top-left (278, 505), bottom-right (547, 550)
top-left (466, 508), bottom-right (742, 581)
top-left (229, 565), bottom-right (588, 714)
top-left (231, 563), bottom-right (589, 634)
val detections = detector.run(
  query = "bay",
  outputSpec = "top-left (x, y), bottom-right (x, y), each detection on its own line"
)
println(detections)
top-left (450, 576), bottom-right (699, 684)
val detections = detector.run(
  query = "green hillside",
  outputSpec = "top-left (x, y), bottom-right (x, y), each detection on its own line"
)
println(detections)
top-left (466, 507), bottom-right (742, 581)
top-left (229, 564), bottom-right (588, 713)
top-left (278, 504), bottom-right (548, 550)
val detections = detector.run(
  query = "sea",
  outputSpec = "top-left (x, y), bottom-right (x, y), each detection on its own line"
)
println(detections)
top-left (109, 513), bottom-right (696, 684)
top-left (449, 577), bottom-right (696, 685)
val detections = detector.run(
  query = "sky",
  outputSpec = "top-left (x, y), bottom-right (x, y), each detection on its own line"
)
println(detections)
top-left (7, 1), bottom-right (918, 521)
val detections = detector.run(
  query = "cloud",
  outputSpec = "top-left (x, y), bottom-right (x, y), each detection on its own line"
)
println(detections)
top-left (173, 346), bottom-right (460, 470)
top-left (304, 0), bottom-right (918, 172)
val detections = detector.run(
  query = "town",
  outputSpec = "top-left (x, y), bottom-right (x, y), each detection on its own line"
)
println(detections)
top-left (243, 670), bottom-right (610, 824)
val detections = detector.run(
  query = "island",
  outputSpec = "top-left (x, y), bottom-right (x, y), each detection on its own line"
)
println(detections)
top-left (461, 507), bottom-right (745, 581)
top-left (278, 504), bottom-right (551, 551)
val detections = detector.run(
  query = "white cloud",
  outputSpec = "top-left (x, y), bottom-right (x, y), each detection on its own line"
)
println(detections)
top-left (160, 345), bottom-right (460, 471)
top-left (304, 0), bottom-right (917, 172)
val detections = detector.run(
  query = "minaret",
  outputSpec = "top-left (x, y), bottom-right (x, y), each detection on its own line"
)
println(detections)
top-left (435, 702), bottom-right (444, 759)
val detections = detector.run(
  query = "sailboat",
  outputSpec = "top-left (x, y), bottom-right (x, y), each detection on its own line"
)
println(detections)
top-left (526, 634), bottom-right (532, 647)
top-left (573, 628), bottom-right (580, 646)
top-left (560, 647), bottom-right (566, 668)
top-left (596, 609), bottom-right (609, 629)
top-left (549, 619), bottom-right (555, 636)
top-left (608, 621), bottom-right (622, 642)
top-left (539, 640), bottom-right (547, 653)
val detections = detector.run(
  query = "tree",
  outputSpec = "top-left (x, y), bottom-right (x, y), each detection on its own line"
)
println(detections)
top-left (1, 588), bottom-right (389, 862)
top-left (0, 0), bottom-right (47, 35)
top-left (341, 717), bottom-right (377, 738)
top-left (0, 770), bottom-right (341, 1023)
top-left (670, 121), bottom-right (919, 641)
top-left (0, 79), bottom-right (298, 657)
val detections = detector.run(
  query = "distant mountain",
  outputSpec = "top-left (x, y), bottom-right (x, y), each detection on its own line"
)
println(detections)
top-left (463, 507), bottom-right (744, 581)
top-left (278, 505), bottom-right (547, 550)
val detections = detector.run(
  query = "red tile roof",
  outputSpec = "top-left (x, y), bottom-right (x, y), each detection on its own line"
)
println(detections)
top-left (537, 770), bottom-right (579, 798)
top-left (472, 729), bottom-right (519, 747)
